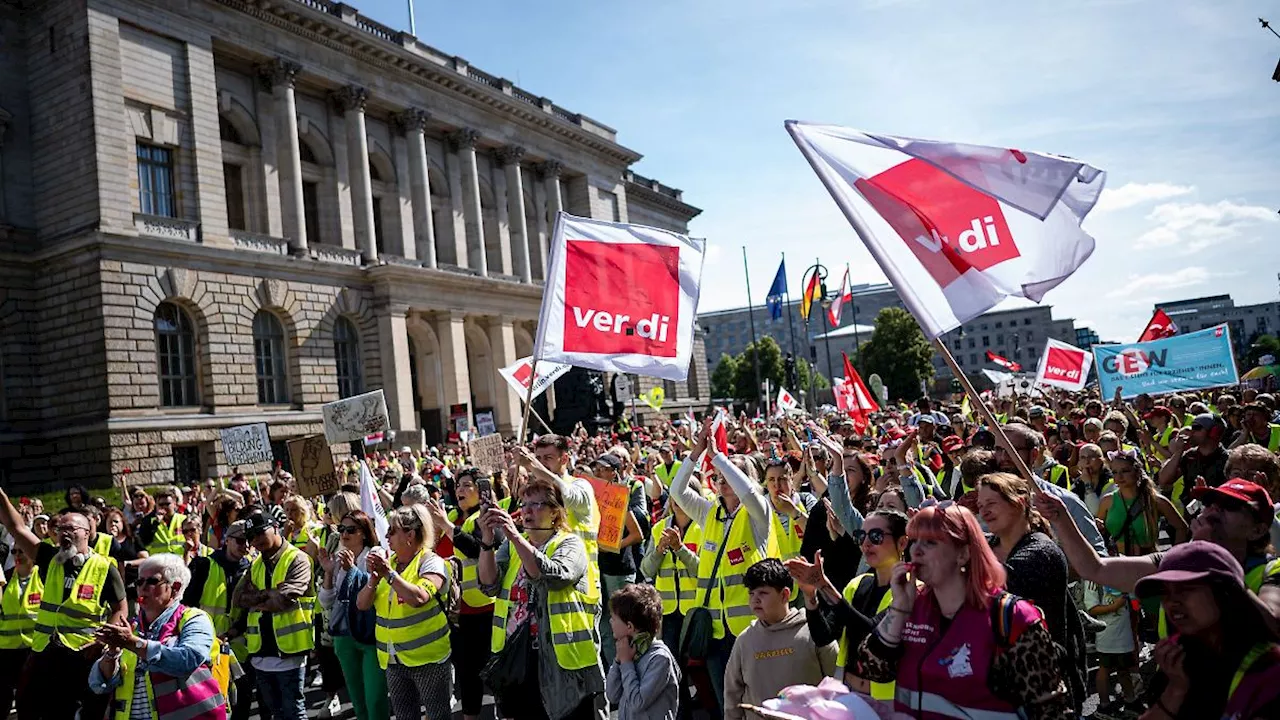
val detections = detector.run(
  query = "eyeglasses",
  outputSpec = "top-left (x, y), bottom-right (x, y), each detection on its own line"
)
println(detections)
top-left (55, 524), bottom-right (86, 534)
top-left (337, 524), bottom-right (361, 535)
top-left (851, 528), bottom-right (890, 546)
top-left (521, 501), bottom-right (554, 512)
top-left (134, 576), bottom-right (169, 589)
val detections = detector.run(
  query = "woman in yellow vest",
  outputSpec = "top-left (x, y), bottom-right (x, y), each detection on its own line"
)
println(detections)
top-left (763, 457), bottom-right (816, 561)
top-left (356, 504), bottom-right (452, 720)
top-left (424, 466), bottom-right (492, 720)
top-left (787, 510), bottom-right (911, 711)
top-left (669, 418), bottom-right (776, 718)
top-left (477, 477), bottom-right (605, 720)
top-left (318, 511), bottom-right (386, 720)
top-left (0, 544), bottom-right (41, 717)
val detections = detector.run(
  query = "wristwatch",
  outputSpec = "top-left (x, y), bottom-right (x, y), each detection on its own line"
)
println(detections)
top-left (387, 569), bottom-right (400, 582)
top-left (134, 636), bottom-right (146, 653)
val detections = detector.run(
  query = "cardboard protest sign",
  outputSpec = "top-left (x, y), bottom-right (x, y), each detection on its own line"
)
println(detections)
top-left (322, 390), bottom-right (390, 444)
top-left (220, 423), bottom-right (273, 466)
top-left (287, 435), bottom-right (341, 497)
top-left (469, 433), bottom-right (505, 476)
top-left (586, 477), bottom-right (630, 553)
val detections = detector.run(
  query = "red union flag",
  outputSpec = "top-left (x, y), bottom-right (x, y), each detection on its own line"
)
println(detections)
top-left (1034, 338), bottom-right (1093, 391)
top-left (985, 350), bottom-right (1023, 373)
top-left (535, 213), bottom-right (706, 381)
top-left (1138, 309), bottom-right (1179, 342)
top-left (776, 387), bottom-right (798, 414)
top-left (498, 356), bottom-right (572, 401)
top-left (786, 122), bottom-right (1106, 338)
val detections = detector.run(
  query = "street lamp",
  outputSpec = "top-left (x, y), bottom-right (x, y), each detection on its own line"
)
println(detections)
top-left (802, 260), bottom-right (837, 407)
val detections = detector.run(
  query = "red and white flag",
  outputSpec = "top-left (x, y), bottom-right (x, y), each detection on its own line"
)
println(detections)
top-left (535, 213), bottom-right (706, 381)
top-left (700, 410), bottom-right (730, 474)
top-left (1034, 338), bottom-right (1093, 392)
top-left (827, 268), bottom-right (852, 327)
top-left (776, 387), bottom-right (799, 414)
top-left (838, 353), bottom-right (879, 434)
top-left (1137, 309), bottom-right (1179, 342)
top-left (786, 122), bottom-right (1106, 339)
top-left (986, 350), bottom-right (1023, 373)
top-left (498, 356), bottom-right (572, 400)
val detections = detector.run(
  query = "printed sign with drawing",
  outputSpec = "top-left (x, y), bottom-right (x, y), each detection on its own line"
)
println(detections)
top-left (287, 435), bottom-right (341, 497)
top-left (469, 433), bottom-right (505, 475)
top-left (322, 390), bottom-right (390, 444)
top-left (220, 423), bottom-right (273, 466)
top-left (475, 411), bottom-right (497, 437)
top-left (586, 477), bottom-right (630, 553)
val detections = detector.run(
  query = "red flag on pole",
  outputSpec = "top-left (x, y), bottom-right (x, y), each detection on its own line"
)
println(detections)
top-left (827, 268), bottom-right (851, 327)
top-left (1137, 309), bottom-right (1179, 342)
top-left (838, 353), bottom-right (879, 434)
top-left (985, 350), bottom-right (1023, 373)
top-left (700, 410), bottom-right (730, 474)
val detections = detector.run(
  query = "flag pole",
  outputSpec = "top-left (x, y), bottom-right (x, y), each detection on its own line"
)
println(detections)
top-left (782, 253), bottom-right (800, 382)
top-left (847, 263), bottom-right (863, 369)
top-left (783, 123), bottom-right (1036, 485)
top-left (742, 247), bottom-right (765, 414)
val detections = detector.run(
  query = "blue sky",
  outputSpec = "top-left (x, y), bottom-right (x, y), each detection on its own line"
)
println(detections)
top-left (365, 0), bottom-right (1279, 341)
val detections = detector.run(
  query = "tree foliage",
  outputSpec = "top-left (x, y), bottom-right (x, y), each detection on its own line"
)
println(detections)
top-left (858, 307), bottom-right (934, 402)
top-left (1244, 333), bottom-right (1280, 369)
top-left (727, 336), bottom-right (828, 402)
top-left (710, 353), bottom-right (739, 398)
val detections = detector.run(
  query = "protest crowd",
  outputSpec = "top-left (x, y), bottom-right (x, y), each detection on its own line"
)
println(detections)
top-left (4, 383), bottom-right (1280, 720)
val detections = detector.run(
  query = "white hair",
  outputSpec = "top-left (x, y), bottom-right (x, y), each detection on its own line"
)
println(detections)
top-left (138, 553), bottom-right (192, 590)
top-left (401, 483), bottom-right (431, 505)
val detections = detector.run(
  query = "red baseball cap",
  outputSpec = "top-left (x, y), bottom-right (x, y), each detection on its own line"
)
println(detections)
top-left (1142, 406), bottom-right (1173, 421)
top-left (1190, 479), bottom-right (1273, 519)
top-left (942, 436), bottom-right (965, 453)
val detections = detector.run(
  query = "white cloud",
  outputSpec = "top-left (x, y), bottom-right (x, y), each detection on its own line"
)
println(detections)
top-left (1106, 266), bottom-right (1212, 299)
top-left (1134, 200), bottom-right (1277, 253)
top-left (1094, 182), bottom-right (1194, 212)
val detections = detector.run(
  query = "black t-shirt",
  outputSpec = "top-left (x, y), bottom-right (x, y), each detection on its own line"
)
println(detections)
top-left (1176, 446), bottom-right (1228, 504)
top-left (35, 543), bottom-right (126, 610)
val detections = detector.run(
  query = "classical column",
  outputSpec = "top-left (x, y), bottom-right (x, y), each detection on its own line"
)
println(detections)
top-left (333, 85), bottom-right (377, 263)
top-left (257, 58), bottom-right (306, 253)
top-left (449, 128), bottom-right (487, 277)
top-left (397, 108), bottom-right (436, 268)
top-left (434, 311), bottom-right (473, 431)
top-left (497, 145), bottom-right (532, 283)
top-left (486, 318), bottom-right (521, 435)
top-left (535, 160), bottom-right (563, 278)
top-left (185, 40), bottom-right (229, 246)
top-left (377, 303), bottom-right (418, 433)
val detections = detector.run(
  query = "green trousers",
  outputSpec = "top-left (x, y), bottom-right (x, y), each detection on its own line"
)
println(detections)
top-left (332, 634), bottom-right (390, 720)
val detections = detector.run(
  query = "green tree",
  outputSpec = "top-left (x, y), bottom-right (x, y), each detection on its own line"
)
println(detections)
top-left (710, 353), bottom-right (739, 398)
top-left (796, 358), bottom-right (829, 391)
top-left (859, 307), bottom-right (934, 401)
top-left (1244, 333), bottom-right (1280, 369)
top-left (732, 336), bottom-right (786, 401)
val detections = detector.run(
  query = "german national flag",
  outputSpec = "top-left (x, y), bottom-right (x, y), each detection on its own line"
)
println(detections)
top-left (800, 272), bottom-right (821, 321)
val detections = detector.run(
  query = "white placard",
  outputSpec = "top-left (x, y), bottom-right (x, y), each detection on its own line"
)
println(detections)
top-left (322, 389), bottom-right (390, 444)
top-left (220, 423), bottom-right (273, 466)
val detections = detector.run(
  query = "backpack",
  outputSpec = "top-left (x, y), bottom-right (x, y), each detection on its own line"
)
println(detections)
top-left (992, 591), bottom-right (1084, 711)
top-left (435, 554), bottom-right (463, 628)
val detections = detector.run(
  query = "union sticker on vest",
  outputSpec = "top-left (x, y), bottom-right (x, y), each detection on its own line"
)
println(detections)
top-left (77, 584), bottom-right (94, 600)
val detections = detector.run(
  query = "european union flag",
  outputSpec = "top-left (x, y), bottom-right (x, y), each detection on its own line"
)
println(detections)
top-left (766, 259), bottom-right (787, 320)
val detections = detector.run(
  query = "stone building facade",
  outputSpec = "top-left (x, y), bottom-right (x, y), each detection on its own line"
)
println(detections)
top-left (0, 0), bottom-right (704, 491)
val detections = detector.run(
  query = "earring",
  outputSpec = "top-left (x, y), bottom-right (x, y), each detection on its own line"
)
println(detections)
top-left (960, 565), bottom-right (968, 574)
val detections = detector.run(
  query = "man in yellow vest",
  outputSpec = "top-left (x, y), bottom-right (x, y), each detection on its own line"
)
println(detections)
top-left (182, 520), bottom-right (254, 720)
top-left (0, 543), bottom-right (40, 718)
top-left (139, 487), bottom-right (186, 556)
top-left (0, 489), bottom-right (127, 720)
top-left (1233, 403), bottom-right (1280, 452)
top-left (520, 435), bottom-right (602, 603)
top-left (653, 443), bottom-right (682, 488)
top-left (231, 511), bottom-right (314, 720)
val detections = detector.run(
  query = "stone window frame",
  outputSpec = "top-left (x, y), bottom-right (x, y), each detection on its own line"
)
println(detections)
top-left (333, 315), bottom-right (364, 399)
top-left (137, 142), bottom-right (178, 218)
top-left (297, 119), bottom-right (337, 247)
top-left (154, 301), bottom-right (201, 407)
top-left (252, 309), bottom-right (290, 405)
top-left (367, 140), bottom-right (398, 257)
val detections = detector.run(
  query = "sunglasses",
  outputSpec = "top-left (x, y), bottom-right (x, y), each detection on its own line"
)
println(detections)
top-left (521, 501), bottom-right (554, 512)
top-left (851, 528), bottom-right (891, 546)
top-left (337, 524), bottom-right (361, 535)
top-left (134, 576), bottom-right (169, 589)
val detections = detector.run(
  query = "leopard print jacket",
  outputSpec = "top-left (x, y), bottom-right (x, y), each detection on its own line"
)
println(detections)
top-left (855, 619), bottom-right (1073, 719)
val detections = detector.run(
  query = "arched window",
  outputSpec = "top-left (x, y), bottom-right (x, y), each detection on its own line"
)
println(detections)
top-left (155, 302), bottom-right (199, 407)
top-left (333, 317), bottom-right (363, 399)
top-left (253, 311), bottom-right (289, 404)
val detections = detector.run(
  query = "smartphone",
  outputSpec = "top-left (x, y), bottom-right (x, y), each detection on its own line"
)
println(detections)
top-left (477, 478), bottom-right (495, 511)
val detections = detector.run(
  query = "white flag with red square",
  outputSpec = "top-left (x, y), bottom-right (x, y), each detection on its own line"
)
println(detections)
top-left (498, 356), bottom-right (572, 401)
top-left (1034, 338), bottom-right (1093, 392)
top-left (787, 122), bottom-right (1106, 339)
top-left (535, 213), bottom-right (706, 381)
top-left (776, 387), bottom-right (798, 413)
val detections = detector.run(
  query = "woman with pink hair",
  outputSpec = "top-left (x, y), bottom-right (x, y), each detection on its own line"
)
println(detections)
top-left (850, 501), bottom-right (1072, 719)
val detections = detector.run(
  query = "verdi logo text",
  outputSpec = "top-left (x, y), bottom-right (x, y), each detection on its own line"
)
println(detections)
top-left (562, 240), bottom-right (680, 357)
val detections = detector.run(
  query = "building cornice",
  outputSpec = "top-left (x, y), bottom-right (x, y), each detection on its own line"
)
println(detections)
top-left (216, 0), bottom-right (644, 167)
top-left (624, 178), bottom-right (703, 221)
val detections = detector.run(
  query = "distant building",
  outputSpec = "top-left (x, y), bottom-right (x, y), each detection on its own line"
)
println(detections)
top-left (934, 306), bottom-right (1077, 379)
top-left (1156, 295), bottom-right (1280, 356)
top-left (1076, 327), bottom-right (1101, 348)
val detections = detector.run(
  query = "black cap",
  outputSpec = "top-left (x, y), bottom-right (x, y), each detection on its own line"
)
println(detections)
top-left (242, 511), bottom-right (277, 538)
top-left (593, 454), bottom-right (622, 470)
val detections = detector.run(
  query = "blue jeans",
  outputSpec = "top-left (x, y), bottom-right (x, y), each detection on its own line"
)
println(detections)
top-left (599, 572), bottom-right (636, 667)
top-left (255, 665), bottom-right (307, 720)
top-left (705, 632), bottom-right (736, 720)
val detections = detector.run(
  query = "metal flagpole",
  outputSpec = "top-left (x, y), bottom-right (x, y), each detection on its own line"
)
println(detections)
top-left (407, 0), bottom-right (417, 36)
top-left (742, 247), bottom-right (765, 413)
top-left (782, 253), bottom-right (800, 377)
top-left (846, 263), bottom-right (863, 370)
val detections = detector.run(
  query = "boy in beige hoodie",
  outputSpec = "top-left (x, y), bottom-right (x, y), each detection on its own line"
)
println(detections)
top-left (723, 559), bottom-right (838, 720)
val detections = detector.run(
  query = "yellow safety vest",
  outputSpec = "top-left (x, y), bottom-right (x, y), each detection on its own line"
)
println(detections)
top-left (197, 558), bottom-right (246, 660)
top-left (94, 533), bottom-right (113, 557)
top-left (769, 508), bottom-right (804, 561)
top-left (111, 607), bottom-right (226, 720)
top-left (454, 512), bottom-right (494, 609)
top-left (147, 514), bottom-right (187, 556)
top-left (655, 461), bottom-right (682, 488)
top-left (1045, 463), bottom-right (1070, 489)
top-left (564, 475), bottom-right (602, 605)
top-left (836, 573), bottom-right (896, 701)
top-left (695, 504), bottom-right (779, 639)
top-left (0, 571), bottom-right (42, 649)
top-left (374, 548), bottom-right (451, 669)
top-left (32, 552), bottom-right (113, 652)
top-left (1263, 425), bottom-right (1280, 453)
top-left (245, 544), bottom-right (314, 656)
top-left (651, 516), bottom-right (704, 616)
top-left (491, 532), bottom-right (597, 670)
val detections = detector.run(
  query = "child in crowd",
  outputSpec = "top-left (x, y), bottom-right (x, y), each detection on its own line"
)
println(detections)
top-left (724, 559), bottom-right (838, 720)
top-left (1084, 580), bottom-right (1139, 717)
top-left (606, 584), bottom-right (681, 720)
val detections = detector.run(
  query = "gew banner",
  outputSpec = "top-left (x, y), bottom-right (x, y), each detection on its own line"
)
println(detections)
top-left (1093, 323), bottom-right (1239, 399)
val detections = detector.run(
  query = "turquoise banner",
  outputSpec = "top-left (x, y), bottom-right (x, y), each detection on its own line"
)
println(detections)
top-left (1093, 324), bottom-right (1239, 399)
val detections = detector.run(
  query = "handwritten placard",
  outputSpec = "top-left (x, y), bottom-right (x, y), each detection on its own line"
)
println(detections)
top-left (322, 390), bottom-right (390, 444)
top-left (287, 435), bottom-right (340, 497)
top-left (220, 423), bottom-right (273, 466)
top-left (469, 433), bottom-right (505, 476)
top-left (585, 477), bottom-right (630, 553)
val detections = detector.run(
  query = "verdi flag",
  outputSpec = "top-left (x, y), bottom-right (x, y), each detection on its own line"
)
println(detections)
top-left (766, 259), bottom-right (788, 321)
top-left (986, 350), bottom-right (1023, 373)
top-left (1034, 337), bottom-right (1093, 392)
top-left (786, 121), bottom-right (1106, 338)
